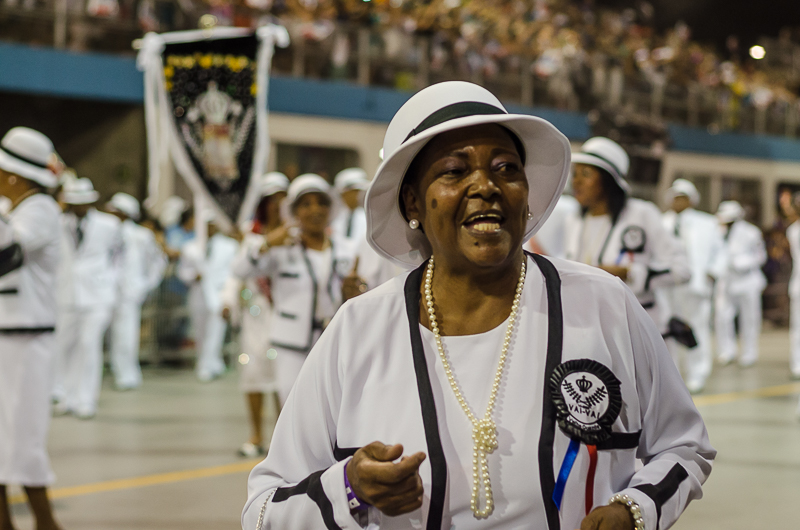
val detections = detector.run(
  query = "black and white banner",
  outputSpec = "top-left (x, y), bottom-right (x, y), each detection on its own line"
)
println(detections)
top-left (138, 26), bottom-right (289, 230)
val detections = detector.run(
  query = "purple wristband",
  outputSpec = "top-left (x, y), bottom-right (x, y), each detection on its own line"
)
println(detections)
top-left (344, 461), bottom-right (369, 511)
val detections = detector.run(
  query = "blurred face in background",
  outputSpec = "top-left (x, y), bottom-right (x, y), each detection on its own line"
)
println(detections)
top-left (571, 163), bottom-right (605, 211)
top-left (293, 192), bottom-right (331, 237)
top-left (340, 188), bottom-right (361, 211)
top-left (257, 191), bottom-right (286, 227)
top-left (672, 195), bottom-right (692, 214)
top-left (70, 203), bottom-right (92, 218)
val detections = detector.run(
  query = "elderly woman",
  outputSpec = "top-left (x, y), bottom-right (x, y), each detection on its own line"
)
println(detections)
top-left (242, 83), bottom-right (714, 530)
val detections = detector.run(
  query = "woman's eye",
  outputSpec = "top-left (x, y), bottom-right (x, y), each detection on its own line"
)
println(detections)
top-left (494, 161), bottom-right (520, 174)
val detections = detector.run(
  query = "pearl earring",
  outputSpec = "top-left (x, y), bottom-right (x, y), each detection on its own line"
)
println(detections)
top-left (7, 176), bottom-right (16, 186)
top-left (527, 211), bottom-right (534, 220)
top-left (409, 219), bottom-right (420, 230)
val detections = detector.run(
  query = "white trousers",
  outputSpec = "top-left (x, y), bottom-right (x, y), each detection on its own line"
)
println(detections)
top-left (273, 330), bottom-right (321, 404)
top-left (54, 307), bottom-right (112, 416)
top-left (188, 291), bottom-right (227, 381)
top-left (715, 288), bottom-right (762, 365)
top-left (668, 288), bottom-right (713, 386)
top-left (0, 333), bottom-right (56, 486)
top-left (790, 294), bottom-right (800, 376)
top-left (110, 299), bottom-right (143, 389)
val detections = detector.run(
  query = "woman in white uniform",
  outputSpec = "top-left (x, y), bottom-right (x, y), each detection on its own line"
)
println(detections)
top-left (242, 82), bottom-right (713, 530)
top-left (0, 127), bottom-right (63, 530)
top-left (223, 173), bottom-right (289, 458)
top-left (232, 174), bottom-right (357, 405)
top-left (788, 194), bottom-right (800, 380)
top-left (565, 137), bottom-right (690, 325)
top-left (714, 201), bottom-right (767, 367)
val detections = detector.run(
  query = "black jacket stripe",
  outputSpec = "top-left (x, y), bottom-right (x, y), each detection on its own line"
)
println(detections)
top-left (404, 263), bottom-right (448, 530)
top-left (0, 243), bottom-right (24, 279)
top-left (530, 253), bottom-right (564, 530)
top-left (333, 443), bottom-right (358, 462)
top-left (272, 469), bottom-right (343, 530)
top-left (0, 326), bottom-right (55, 334)
top-left (596, 431), bottom-right (642, 451)
top-left (632, 463), bottom-right (689, 530)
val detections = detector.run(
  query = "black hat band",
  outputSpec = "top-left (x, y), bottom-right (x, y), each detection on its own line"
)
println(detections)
top-left (0, 145), bottom-right (49, 170)
top-left (403, 101), bottom-right (507, 144)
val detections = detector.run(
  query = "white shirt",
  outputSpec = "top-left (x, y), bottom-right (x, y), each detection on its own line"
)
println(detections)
top-left (306, 246), bottom-right (335, 323)
top-left (577, 214), bottom-right (612, 265)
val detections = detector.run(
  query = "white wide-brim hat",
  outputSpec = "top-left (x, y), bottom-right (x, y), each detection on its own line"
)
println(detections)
top-left (665, 178), bottom-right (700, 207)
top-left (159, 196), bottom-right (187, 228)
top-left (283, 173), bottom-right (336, 221)
top-left (0, 127), bottom-right (58, 188)
top-left (365, 81), bottom-right (572, 267)
top-left (61, 177), bottom-right (100, 205)
top-left (716, 200), bottom-right (745, 223)
top-left (259, 172), bottom-right (290, 199)
top-left (571, 136), bottom-right (631, 194)
top-left (108, 192), bottom-right (141, 220)
top-left (334, 167), bottom-right (369, 193)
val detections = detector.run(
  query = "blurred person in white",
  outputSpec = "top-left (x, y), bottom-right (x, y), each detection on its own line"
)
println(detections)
top-left (231, 174), bottom-right (358, 404)
top-left (330, 167), bottom-right (369, 244)
top-left (661, 180), bottom-right (726, 393)
top-left (565, 137), bottom-right (690, 326)
top-left (53, 177), bottom-right (122, 419)
top-left (177, 208), bottom-right (239, 382)
top-left (105, 192), bottom-right (167, 391)
top-left (714, 201), bottom-right (767, 368)
top-left (0, 127), bottom-right (64, 530)
top-left (524, 193), bottom-right (580, 259)
top-left (789, 193), bottom-right (800, 380)
top-left (242, 81), bottom-right (713, 530)
top-left (222, 172), bottom-right (289, 458)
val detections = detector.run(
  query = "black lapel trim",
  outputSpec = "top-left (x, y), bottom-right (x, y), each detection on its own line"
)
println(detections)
top-left (269, 340), bottom-right (310, 353)
top-left (596, 430), bottom-right (641, 451)
top-left (530, 253), bottom-right (563, 530)
top-left (0, 326), bottom-right (56, 334)
top-left (300, 245), bottom-right (320, 352)
top-left (632, 463), bottom-right (689, 530)
top-left (644, 268), bottom-right (670, 292)
top-left (272, 469), bottom-right (343, 530)
top-left (404, 262), bottom-right (447, 530)
top-left (333, 442), bottom-right (358, 462)
top-left (0, 288), bottom-right (19, 295)
top-left (0, 243), bottom-right (24, 279)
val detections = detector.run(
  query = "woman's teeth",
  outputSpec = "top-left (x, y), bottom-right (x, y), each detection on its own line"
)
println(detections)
top-left (471, 221), bottom-right (501, 232)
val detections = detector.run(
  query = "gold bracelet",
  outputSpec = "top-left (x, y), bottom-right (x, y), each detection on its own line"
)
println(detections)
top-left (609, 493), bottom-right (645, 530)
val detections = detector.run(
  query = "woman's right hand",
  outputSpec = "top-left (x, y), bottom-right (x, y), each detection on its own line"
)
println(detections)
top-left (263, 224), bottom-right (291, 250)
top-left (347, 442), bottom-right (426, 516)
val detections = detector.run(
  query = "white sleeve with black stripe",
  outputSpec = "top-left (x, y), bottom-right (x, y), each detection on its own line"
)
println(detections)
top-left (242, 307), bottom-right (370, 530)
top-left (619, 284), bottom-right (716, 530)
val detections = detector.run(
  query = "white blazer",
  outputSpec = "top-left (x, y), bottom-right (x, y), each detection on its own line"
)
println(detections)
top-left (232, 235), bottom-right (357, 353)
top-left (565, 198), bottom-right (691, 310)
top-left (177, 233), bottom-right (239, 313)
top-left (57, 209), bottom-right (122, 309)
top-left (720, 219), bottom-right (767, 295)
top-left (0, 194), bottom-right (61, 330)
top-left (118, 219), bottom-right (167, 304)
top-left (330, 206), bottom-right (367, 243)
top-left (662, 208), bottom-right (727, 297)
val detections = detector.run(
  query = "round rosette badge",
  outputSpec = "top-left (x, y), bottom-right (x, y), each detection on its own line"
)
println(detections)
top-left (549, 359), bottom-right (622, 445)
top-left (620, 226), bottom-right (646, 253)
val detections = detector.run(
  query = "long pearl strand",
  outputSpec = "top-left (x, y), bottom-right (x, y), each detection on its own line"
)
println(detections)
top-left (424, 255), bottom-right (526, 518)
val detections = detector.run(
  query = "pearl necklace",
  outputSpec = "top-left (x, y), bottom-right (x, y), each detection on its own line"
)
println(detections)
top-left (423, 255), bottom-right (526, 518)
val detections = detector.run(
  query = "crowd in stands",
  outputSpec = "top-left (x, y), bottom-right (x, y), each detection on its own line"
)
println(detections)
top-left (4, 0), bottom-right (800, 133)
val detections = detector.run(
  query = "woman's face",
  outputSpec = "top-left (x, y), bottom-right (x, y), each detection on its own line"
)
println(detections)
top-left (571, 163), bottom-right (606, 209)
top-left (258, 191), bottom-right (286, 225)
top-left (293, 192), bottom-right (331, 236)
top-left (402, 124), bottom-right (529, 270)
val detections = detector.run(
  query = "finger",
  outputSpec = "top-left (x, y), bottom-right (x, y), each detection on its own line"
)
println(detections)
top-left (363, 442), bottom-right (403, 463)
top-left (362, 452), bottom-right (426, 485)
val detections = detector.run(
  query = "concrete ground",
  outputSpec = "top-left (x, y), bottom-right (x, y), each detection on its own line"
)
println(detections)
top-left (6, 329), bottom-right (800, 529)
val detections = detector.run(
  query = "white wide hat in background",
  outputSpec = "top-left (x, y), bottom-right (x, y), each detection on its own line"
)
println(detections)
top-left (61, 177), bottom-right (100, 205)
top-left (716, 200), bottom-right (745, 223)
top-left (334, 167), bottom-right (369, 193)
top-left (159, 196), bottom-right (187, 228)
top-left (284, 173), bottom-right (336, 221)
top-left (571, 136), bottom-right (631, 194)
top-left (108, 192), bottom-right (141, 220)
top-left (0, 127), bottom-right (58, 188)
top-left (365, 80), bottom-right (572, 267)
top-left (665, 178), bottom-right (700, 207)
top-left (259, 172), bottom-right (290, 198)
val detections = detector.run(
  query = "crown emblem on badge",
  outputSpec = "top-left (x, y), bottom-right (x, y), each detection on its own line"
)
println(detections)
top-left (576, 375), bottom-right (593, 393)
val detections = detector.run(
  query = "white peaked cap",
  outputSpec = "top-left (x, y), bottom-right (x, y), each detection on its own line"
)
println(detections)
top-left (666, 179), bottom-right (700, 206)
top-left (716, 200), bottom-right (745, 223)
top-left (571, 136), bottom-right (631, 194)
top-left (259, 172), bottom-right (290, 198)
top-left (61, 177), bottom-right (100, 205)
top-left (334, 167), bottom-right (369, 193)
top-left (365, 81), bottom-right (572, 267)
top-left (287, 173), bottom-right (332, 207)
top-left (0, 127), bottom-right (58, 188)
top-left (109, 192), bottom-right (141, 220)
